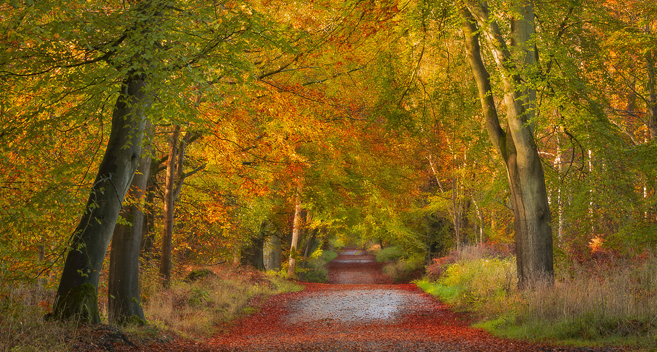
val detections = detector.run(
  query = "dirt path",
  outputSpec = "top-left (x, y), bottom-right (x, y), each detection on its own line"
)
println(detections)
top-left (201, 248), bottom-right (620, 352)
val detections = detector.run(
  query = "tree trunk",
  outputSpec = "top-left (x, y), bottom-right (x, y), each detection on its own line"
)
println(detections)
top-left (556, 129), bottom-right (564, 240)
top-left (451, 177), bottom-right (461, 251)
top-left (303, 229), bottom-right (317, 258)
top-left (287, 187), bottom-right (302, 277)
top-left (647, 50), bottom-right (657, 140)
top-left (460, 2), bottom-right (553, 287)
top-left (243, 235), bottom-right (265, 270)
top-left (140, 155), bottom-right (166, 258)
top-left (160, 125), bottom-right (180, 286)
top-left (108, 121), bottom-right (152, 325)
top-left (267, 234), bottom-right (282, 271)
top-left (53, 74), bottom-right (149, 323)
top-left (139, 174), bottom-right (156, 258)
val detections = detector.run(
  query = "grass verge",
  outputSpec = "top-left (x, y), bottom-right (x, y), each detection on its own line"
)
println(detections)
top-left (417, 245), bottom-right (657, 350)
top-left (141, 265), bottom-right (303, 337)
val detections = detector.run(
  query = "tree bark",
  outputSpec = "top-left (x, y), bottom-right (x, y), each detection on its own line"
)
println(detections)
top-left (140, 155), bottom-right (167, 258)
top-left (647, 50), bottom-right (657, 140)
top-left (460, 2), bottom-right (553, 287)
top-left (287, 187), bottom-right (302, 277)
top-left (139, 174), bottom-right (156, 258)
top-left (160, 124), bottom-right (180, 286)
top-left (108, 121), bottom-right (152, 325)
top-left (267, 234), bottom-right (282, 271)
top-left (303, 229), bottom-right (317, 258)
top-left (53, 74), bottom-right (149, 322)
top-left (243, 235), bottom-right (266, 270)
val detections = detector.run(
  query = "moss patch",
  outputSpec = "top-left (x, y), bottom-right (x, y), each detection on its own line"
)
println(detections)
top-left (54, 283), bottom-right (100, 324)
top-left (185, 269), bottom-right (217, 282)
top-left (127, 314), bottom-right (147, 327)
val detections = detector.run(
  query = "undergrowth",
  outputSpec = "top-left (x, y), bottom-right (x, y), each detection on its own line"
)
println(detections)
top-left (0, 285), bottom-right (75, 352)
top-left (417, 245), bottom-right (657, 350)
top-left (382, 254), bottom-right (425, 282)
top-left (373, 246), bottom-right (425, 282)
top-left (141, 266), bottom-right (303, 337)
top-left (1, 265), bottom-right (303, 350)
top-left (375, 247), bottom-right (403, 263)
top-left (298, 249), bottom-right (338, 283)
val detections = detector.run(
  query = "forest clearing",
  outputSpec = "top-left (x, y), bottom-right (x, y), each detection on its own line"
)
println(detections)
top-left (1, 0), bottom-right (657, 351)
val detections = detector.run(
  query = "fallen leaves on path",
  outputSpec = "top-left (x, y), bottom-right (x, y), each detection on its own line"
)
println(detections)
top-left (81, 248), bottom-right (626, 351)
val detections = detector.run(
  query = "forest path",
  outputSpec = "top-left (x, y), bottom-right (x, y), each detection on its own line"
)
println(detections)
top-left (203, 247), bottom-right (615, 352)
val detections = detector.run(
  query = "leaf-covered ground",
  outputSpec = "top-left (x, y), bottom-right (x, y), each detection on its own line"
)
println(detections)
top-left (82, 248), bottom-right (626, 351)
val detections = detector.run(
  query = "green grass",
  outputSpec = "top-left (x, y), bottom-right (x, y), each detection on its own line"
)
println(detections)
top-left (415, 280), bottom-right (465, 305)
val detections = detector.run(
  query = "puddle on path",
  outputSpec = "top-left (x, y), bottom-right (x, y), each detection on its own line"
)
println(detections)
top-left (285, 289), bottom-right (430, 324)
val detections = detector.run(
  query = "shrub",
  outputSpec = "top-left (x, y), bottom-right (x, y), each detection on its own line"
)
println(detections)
top-left (320, 250), bottom-right (338, 263)
top-left (376, 247), bottom-right (403, 263)
top-left (425, 252), bottom-right (459, 281)
top-left (419, 255), bottom-right (516, 313)
top-left (382, 255), bottom-right (425, 282)
top-left (366, 244), bottom-right (382, 256)
top-left (185, 269), bottom-right (216, 282)
top-left (425, 244), bottom-right (515, 282)
top-left (298, 249), bottom-right (338, 283)
top-left (329, 238), bottom-right (345, 250)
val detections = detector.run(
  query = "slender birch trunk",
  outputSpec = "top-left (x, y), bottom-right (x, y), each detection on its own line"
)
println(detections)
top-left (287, 186), bottom-right (302, 277)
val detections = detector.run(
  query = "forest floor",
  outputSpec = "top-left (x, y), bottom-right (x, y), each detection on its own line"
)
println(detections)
top-left (79, 248), bottom-right (628, 352)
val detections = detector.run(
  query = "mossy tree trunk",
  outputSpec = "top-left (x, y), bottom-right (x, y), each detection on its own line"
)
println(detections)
top-left (54, 74), bottom-right (149, 323)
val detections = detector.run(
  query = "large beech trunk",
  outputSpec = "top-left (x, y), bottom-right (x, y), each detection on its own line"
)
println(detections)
top-left (287, 188), bottom-right (302, 277)
top-left (460, 2), bottom-right (553, 287)
top-left (53, 74), bottom-right (148, 322)
top-left (108, 122), bottom-right (153, 325)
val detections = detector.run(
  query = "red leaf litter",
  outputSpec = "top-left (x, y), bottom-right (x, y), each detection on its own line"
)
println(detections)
top-left (105, 248), bottom-right (626, 352)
